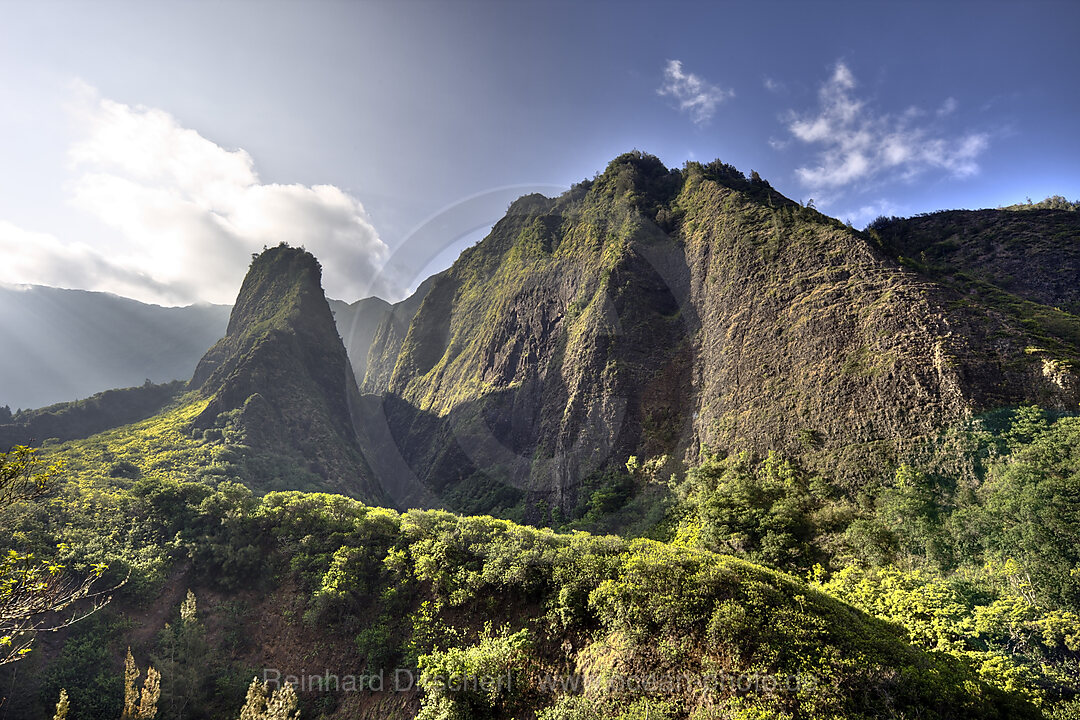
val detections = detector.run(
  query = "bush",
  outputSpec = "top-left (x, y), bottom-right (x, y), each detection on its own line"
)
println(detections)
top-left (417, 626), bottom-right (533, 720)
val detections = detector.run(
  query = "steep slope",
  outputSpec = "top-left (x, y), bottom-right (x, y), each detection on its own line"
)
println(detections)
top-left (331, 272), bottom-right (441, 389)
top-left (0, 285), bottom-right (229, 410)
top-left (871, 207), bottom-right (1080, 312)
top-left (189, 244), bottom-right (382, 500)
top-left (364, 153), bottom-right (1080, 513)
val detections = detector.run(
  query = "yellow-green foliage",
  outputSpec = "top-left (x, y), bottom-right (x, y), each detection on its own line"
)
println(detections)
top-left (816, 563), bottom-right (1080, 706)
top-left (417, 625), bottom-right (533, 720)
top-left (665, 406), bottom-right (1080, 708)
top-left (46, 395), bottom-right (216, 483)
top-left (8, 468), bottom-right (1041, 718)
top-left (244, 490), bottom-right (1039, 718)
top-left (8, 371), bottom-right (1079, 718)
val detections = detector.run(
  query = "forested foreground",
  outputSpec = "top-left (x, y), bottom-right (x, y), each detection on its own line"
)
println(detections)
top-left (2, 404), bottom-right (1079, 719)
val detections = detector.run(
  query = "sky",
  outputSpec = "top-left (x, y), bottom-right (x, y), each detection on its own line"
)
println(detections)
top-left (0, 0), bottom-right (1077, 306)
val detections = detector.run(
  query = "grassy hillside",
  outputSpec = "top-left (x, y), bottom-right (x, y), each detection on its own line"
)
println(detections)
top-left (20, 391), bottom-right (343, 501)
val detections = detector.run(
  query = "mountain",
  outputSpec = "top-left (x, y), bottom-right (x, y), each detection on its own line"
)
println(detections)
top-left (362, 153), bottom-right (1080, 516)
top-left (328, 296), bottom-right (391, 380)
top-left (0, 285), bottom-right (230, 410)
top-left (330, 273), bottom-right (440, 388)
top-left (4, 160), bottom-right (1080, 718)
top-left (871, 207), bottom-right (1080, 313)
top-left (0, 279), bottom-right (429, 415)
top-left (0, 248), bottom-right (406, 498)
top-left (188, 244), bottom-right (383, 500)
top-left (11, 158), bottom-right (1074, 518)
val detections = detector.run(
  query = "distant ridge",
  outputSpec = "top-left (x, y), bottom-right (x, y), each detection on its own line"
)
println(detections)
top-left (0, 285), bottom-right (230, 410)
top-left (330, 271), bottom-right (441, 388)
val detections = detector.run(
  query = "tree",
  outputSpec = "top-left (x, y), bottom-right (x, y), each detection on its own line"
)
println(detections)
top-left (0, 445), bottom-right (113, 664)
top-left (52, 649), bottom-right (161, 720)
top-left (682, 452), bottom-right (821, 570)
top-left (154, 590), bottom-right (210, 720)
top-left (121, 648), bottom-right (161, 720)
top-left (52, 689), bottom-right (70, 720)
top-left (236, 677), bottom-right (299, 720)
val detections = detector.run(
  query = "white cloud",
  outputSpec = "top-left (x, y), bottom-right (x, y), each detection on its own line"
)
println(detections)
top-left (763, 76), bottom-right (785, 94)
top-left (53, 84), bottom-right (390, 305)
top-left (657, 60), bottom-right (733, 125)
top-left (785, 62), bottom-right (988, 200)
top-left (834, 199), bottom-right (907, 230)
top-left (938, 97), bottom-right (958, 116)
top-left (0, 220), bottom-right (176, 300)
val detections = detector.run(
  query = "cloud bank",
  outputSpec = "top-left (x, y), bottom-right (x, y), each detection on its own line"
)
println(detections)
top-left (2, 84), bottom-right (390, 306)
top-left (657, 60), bottom-right (734, 125)
top-left (785, 63), bottom-right (989, 201)
top-left (0, 220), bottom-right (175, 300)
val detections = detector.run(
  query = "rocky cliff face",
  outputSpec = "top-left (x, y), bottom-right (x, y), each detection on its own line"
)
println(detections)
top-left (189, 244), bottom-right (381, 500)
top-left (872, 208), bottom-right (1080, 311)
top-left (329, 296), bottom-right (392, 383)
top-left (361, 153), bottom-right (1080, 512)
top-left (357, 273), bottom-right (442, 395)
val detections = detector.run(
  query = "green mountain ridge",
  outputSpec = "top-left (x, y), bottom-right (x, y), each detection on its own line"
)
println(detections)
top-left (362, 153), bottom-right (1080, 517)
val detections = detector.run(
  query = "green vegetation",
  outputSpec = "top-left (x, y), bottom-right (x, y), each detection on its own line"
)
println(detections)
top-left (868, 205), bottom-right (1080, 319)
top-left (0, 446), bottom-right (109, 666)
top-left (39, 628), bottom-right (283, 720)
top-left (0, 380), bottom-right (185, 451)
top-left (4, 169), bottom-right (1080, 719)
top-left (1002, 196), bottom-right (1080, 212)
top-left (673, 451), bottom-right (826, 570)
top-left (3, 480), bottom-right (1038, 717)
top-left (666, 406), bottom-right (1080, 712)
top-left (5, 403), bottom-right (1080, 717)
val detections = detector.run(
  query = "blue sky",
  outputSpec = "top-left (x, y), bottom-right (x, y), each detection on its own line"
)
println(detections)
top-left (0, 0), bottom-right (1077, 305)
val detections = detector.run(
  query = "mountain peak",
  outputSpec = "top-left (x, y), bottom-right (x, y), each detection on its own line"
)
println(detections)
top-left (223, 243), bottom-right (325, 339)
top-left (189, 243), bottom-right (381, 500)
top-left (360, 153), bottom-right (1080, 519)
